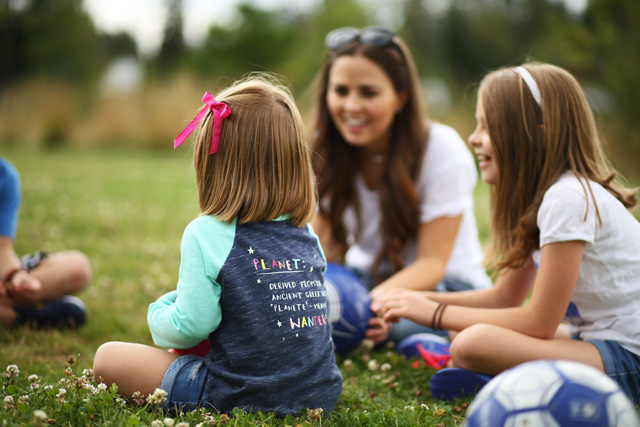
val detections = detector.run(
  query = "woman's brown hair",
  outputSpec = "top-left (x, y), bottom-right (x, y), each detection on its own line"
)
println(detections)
top-left (311, 34), bottom-right (428, 281)
top-left (192, 76), bottom-right (316, 227)
top-left (481, 62), bottom-right (637, 272)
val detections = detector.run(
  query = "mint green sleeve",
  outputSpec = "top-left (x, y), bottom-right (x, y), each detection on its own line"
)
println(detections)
top-left (306, 223), bottom-right (327, 272)
top-left (147, 218), bottom-right (228, 349)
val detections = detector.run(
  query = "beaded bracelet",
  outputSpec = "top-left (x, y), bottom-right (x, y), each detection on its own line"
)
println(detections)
top-left (431, 303), bottom-right (449, 331)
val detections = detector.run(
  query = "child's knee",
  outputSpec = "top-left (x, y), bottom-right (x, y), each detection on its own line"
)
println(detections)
top-left (450, 324), bottom-right (495, 370)
top-left (93, 342), bottom-right (120, 382)
top-left (66, 251), bottom-right (92, 291)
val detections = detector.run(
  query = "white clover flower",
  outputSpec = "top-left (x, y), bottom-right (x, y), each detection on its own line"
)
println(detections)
top-left (150, 421), bottom-right (164, 427)
top-left (404, 405), bottom-right (415, 411)
top-left (43, 385), bottom-right (53, 392)
top-left (56, 389), bottom-right (67, 398)
top-left (177, 422), bottom-right (189, 427)
top-left (421, 403), bottom-right (429, 410)
top-left (82, 368), bottom-right (94, 378)
top-left (147, 388), bottom-right (168, 405)
top-left (116, 398), bottom-right (126, 406)
top-left (361, 339), bottom-right (375, 351)
top-left (97, 383), bottom-right (108, 392)
top-left (343, 359), bottom-right (353, 367)
top-left (30, 383), bottom-right (40, 391)
top-left (28, 374), bottom-right (39, 383)
top-left (367, 359), bottom-right (380, 371)
top-left (3, 396), bottom-right (13, 405)
top-left (163, 417), bottom-right (175, 426)
top-left (5, 365), bottom-right (19, 378)
top-left (380, 363), bottom-right (392, 372)
top-left (32, 410), bottom-right (47, 422)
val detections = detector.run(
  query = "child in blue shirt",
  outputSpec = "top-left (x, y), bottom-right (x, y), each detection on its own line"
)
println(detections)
top-left (93, 76), bottom-right (343, 416)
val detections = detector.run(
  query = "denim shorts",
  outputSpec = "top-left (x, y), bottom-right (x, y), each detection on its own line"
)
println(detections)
top-left (160, 355), bottom-right (215, 413)
top-left (589, 339), bottom-right (640, 406)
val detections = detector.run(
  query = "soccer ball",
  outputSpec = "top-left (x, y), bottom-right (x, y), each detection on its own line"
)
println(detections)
top-left (324, 263), bottom-right (373, 356)
top-left (464, 359), bottom-right (640, 427)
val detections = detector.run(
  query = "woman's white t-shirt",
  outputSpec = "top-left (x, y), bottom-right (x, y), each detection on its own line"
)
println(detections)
top-left (537, 172), bottom-right (640, 356)
top-left (341, 123), bottom-right (492, 290)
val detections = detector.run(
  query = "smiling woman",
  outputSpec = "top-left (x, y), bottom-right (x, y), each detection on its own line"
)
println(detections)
top-left (309, 26), bottom-right (492, 346)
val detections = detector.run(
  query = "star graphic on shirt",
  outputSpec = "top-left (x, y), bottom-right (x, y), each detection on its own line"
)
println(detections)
top-left (310, 266), bottom-right (314, 272)
top-left (248, 247), bottom-right (255, 254)
top-left (277, 320), bottom-right (282, 327)
top-left (257, 278), bottom-right (261, 284)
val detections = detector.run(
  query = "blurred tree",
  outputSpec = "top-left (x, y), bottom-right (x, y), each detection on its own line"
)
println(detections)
top-left (184, 2), bottom-right (297, 86)
top-left (98, 32), bottom-right (139, 62)
top-left (155, 0), bottom-right (184, 77)
top-left (582, 0), bottom-right (640, 122)
top-left (0, 0), bottom-right (102, 89)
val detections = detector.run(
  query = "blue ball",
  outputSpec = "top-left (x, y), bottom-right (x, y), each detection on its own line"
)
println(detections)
top-left (464, 359), bottom-right (640, 427)
top-left (324, 263), bottom-right (373, 356)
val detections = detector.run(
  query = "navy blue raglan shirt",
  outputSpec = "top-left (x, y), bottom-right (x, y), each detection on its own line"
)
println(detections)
top-left (148, 215), bottom-right (342, 415)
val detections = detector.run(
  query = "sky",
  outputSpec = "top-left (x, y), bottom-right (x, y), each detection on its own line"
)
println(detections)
top-left (82, 0), bottom-right (321, 57)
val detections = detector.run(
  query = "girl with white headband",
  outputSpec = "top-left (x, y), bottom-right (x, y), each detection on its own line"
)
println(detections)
top-left (375, 62), bottom-right (640, 404)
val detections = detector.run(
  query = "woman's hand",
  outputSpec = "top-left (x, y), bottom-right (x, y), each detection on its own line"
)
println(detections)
top-left (376, 288), bottom-right (439, 326)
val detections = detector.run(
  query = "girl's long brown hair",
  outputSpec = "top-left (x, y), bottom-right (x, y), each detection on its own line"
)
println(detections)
top-left (192, 76), bottom-right (316, 227)
top-left (481, 62), bottom-right (637, 272)
top-left (311, 35), bottom-right (428, 281)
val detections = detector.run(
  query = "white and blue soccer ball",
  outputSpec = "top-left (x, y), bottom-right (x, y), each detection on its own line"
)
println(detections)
top-left (464, 359), bottom-right (639, 427)
top-left (324, 263), bottom-right (373, 356)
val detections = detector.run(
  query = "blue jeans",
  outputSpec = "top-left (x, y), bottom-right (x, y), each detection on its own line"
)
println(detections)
top-left (589, 339), bottom-right (640, 406)
top-left (160, 355), bottom-right (215, 413)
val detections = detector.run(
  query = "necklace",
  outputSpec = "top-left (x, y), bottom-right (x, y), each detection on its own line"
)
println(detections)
top-left (370, 154), bottom-right (385, 164)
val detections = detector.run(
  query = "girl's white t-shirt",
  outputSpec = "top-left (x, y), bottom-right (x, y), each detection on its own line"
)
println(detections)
top-left (538, 172), bottom-right (640, 356)
top-left (342, 123), bottom-right (492, 290)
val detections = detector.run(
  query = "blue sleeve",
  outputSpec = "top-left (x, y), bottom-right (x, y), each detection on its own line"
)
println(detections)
top-left (0, 158), bottom-right (21, 239)
top-left (147, 216), bottom-right (235, 349)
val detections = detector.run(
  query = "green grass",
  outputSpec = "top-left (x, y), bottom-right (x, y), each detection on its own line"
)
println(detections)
top-left (0, 146), bottom-right (638, 426)
top-left (0, 147), bottom-right (473, 426)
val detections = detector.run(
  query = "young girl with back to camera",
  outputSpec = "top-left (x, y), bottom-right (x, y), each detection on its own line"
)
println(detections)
top-left (93, 76), bottom-right (342, 415)
top-left (376, 62), bottom-right (640, 404)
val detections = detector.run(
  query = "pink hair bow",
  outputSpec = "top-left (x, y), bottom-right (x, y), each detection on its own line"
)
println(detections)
top-left (174, 92), bottom-right (231, 154)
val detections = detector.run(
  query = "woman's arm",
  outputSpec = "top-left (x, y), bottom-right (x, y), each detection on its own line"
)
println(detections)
top-left (379, 241), bottom-right (583, 338)
top-left (311, 213), bottom-right (344, 263)
top-left (370, 214), bottom-right (461, 300)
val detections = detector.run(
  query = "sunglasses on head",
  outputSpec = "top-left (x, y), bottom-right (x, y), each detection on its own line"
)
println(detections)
top-left (325, 26), bottom-right (396, 51)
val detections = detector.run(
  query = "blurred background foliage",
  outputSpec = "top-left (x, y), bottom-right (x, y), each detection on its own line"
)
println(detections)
top-left (0, 0), bottom-right (638, 178)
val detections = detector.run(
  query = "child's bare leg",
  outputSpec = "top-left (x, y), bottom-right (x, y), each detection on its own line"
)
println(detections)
top-left (450, 323), bottom-right (604, 375)
top-left (93, 342), bottom-right (179, 398)
top-left (27, 251), bottom-right (91, 302)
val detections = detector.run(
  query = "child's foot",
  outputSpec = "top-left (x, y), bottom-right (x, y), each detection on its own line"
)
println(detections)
top-left (14, 295), bottom-right (87, 329)
top-left (430, 367), bottom-right (493, 400)
top-left (397, 333), bottom-right (450, 359)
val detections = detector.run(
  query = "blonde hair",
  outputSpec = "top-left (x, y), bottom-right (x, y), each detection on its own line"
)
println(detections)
top-left (480, 62), bottom-right (637, 272)
top-left (190, 76), bottom-right (316, 227)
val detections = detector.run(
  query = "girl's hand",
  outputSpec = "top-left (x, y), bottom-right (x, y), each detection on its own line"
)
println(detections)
top-left (377, 288), bottom-right (439, 326)
top-left (365, 317), bottom-right (391, 344)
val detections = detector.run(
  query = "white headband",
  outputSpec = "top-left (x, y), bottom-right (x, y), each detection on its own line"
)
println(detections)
top-left (514, 66), bottom-right (542, 109)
